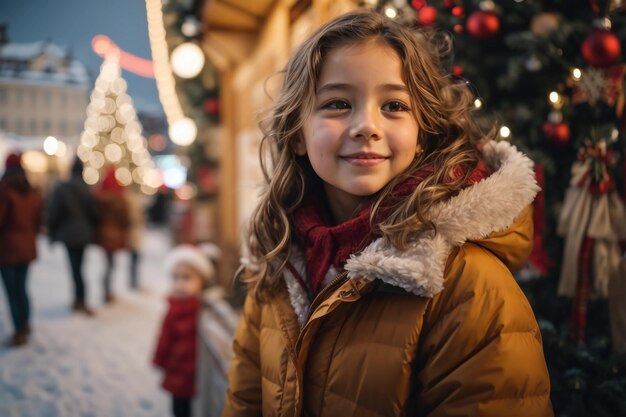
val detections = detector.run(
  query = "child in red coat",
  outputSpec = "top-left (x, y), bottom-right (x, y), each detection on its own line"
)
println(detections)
top-left (153, 244), bottom-right (215, 417)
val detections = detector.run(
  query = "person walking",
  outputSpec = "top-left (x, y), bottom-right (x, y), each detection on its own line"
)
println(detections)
top-left (95, 166), bottom-right (130, 303)
top-left (0, 153), bottom-right (43, 346)
top-left (126, 186), bottom-right (145, 290)
top-left (47, 158), bottom-right (99, 315)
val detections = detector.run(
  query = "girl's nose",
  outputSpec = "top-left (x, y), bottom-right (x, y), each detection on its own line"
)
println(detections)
top-left (348, 107), bottom-right (382, 141)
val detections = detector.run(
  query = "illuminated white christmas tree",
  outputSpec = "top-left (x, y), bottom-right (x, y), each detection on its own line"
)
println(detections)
top-left (77, 57), bottom-right (161, 194)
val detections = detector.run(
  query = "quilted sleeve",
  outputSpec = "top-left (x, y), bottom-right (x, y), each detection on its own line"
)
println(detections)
top-left (221, 294), bottom-right (263, 417)
top-left (416, 244), bottom-right (553, 417)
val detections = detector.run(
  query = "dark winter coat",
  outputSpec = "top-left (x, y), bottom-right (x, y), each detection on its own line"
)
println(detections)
top-left (153, 296), bottom-right (200, 398)
top-left (95, 191), bottom-right (130, 252)
top-left (47, 176), bottom-right (100, 248)
top-left (0, 181), bottom-right (42, 265)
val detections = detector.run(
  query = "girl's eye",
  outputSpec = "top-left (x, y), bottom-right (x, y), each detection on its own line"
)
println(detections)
top-left (322, 99), bottom-right (351, 110)
top-left (382, 101), bottom-right (409, 112)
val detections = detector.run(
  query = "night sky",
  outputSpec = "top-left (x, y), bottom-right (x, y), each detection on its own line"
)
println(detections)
top-left (0, 0), bottom-right (163, 115)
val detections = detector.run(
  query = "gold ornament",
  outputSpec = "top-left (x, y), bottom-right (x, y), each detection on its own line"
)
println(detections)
top-left (531, 13), bottom-right (560, 36)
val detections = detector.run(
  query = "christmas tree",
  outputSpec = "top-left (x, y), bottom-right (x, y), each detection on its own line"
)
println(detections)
top-left (374, 0), bottom-right (626, 415)
top-left (76, 57), bottom-right (159, 194)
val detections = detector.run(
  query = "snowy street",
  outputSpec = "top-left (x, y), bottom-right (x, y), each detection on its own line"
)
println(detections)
top-left (0, 226), bottom-right (175, 417)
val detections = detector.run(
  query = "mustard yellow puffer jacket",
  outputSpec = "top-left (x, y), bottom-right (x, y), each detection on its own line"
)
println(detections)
top-left (222, 141), bottom-right (553, 417)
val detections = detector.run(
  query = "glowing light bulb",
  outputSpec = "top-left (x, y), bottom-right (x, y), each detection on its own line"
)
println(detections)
top-left (169, 117), bottom-right (197, 146)
top-left (549, 91), bottom-right (560, 104)
top-left (384, 7), bottom-right (397, 19)
top-left (83, 166), bottom-right (100, 185)
top-left (572, 68), bottom-right (582, 80)
top-left (43, 136), bottom-right (59, 156)
top-left (500, 126), bottom-right (511, 138)
top-left (474, 99), bottom-right (483, 109)
top-left (170, 42), bottom-right (205, 79)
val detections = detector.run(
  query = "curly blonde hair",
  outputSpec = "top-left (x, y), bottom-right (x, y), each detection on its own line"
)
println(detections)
top-left (246, 9), bottom-right (494, 297)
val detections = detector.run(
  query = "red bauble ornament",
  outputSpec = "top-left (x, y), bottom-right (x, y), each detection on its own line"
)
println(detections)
top-left (453, 65), bottom-right (463, 76)
top-left (543, 122), bottom-right (570, 144)
top-left (581, 30), bottom-right (621, 68)
top-left (418, 6), bottom-right (438, 26)
top-left (203, 98), bottom-right (220, 114)
top-left (411, 0), bottom-right (426, 10)
top-left (451, 6), bottom-right (464, 18)
top-left (466, 11), bottom-right (500, 39)
top-left (598, 180), bottom-right (612, 194)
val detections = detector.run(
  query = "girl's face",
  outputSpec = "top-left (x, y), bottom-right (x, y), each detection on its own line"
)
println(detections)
top-left (171, 263), bottom-right (204, 298)
top-left (297, 40), bottom-right (419, 222)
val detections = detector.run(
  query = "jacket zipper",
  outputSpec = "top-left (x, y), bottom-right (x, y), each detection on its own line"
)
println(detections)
top-left (293, 271), bottom-right (349, 416)
top-left (302, 271), bottom-right (349, 327)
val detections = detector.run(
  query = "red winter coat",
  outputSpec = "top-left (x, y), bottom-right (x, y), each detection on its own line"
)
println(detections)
top-left (153, 296), bottom-right (200, 398)
top-left (0, 181), bottom-right (42, 265)
top-left (95, 191), bottom-right (130, 252)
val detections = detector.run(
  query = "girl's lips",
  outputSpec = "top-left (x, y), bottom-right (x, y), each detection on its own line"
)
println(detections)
top-left (340, 153), bottom-right (389, 167)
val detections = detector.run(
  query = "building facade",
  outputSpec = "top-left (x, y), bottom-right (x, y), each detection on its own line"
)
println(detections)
top-left (0, 39), bottom-right (90, 143)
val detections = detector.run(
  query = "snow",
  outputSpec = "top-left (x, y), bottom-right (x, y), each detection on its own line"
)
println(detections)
top-left (0, 66), bottom-right (90, 87)
top-left (0, 42), bottom-right (47, 60)
top-left (68, 60), bottom-right (90, 83)
top-left (0, 226), bottom-right (176, 417)
top-left (0, 41), bottom-right (90, 86)
top-left (0, 42), bottom-right (68, 61)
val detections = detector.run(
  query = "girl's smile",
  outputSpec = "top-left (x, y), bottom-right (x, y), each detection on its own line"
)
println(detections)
top-left (296, 39), bottom-right (419, 222)
top-left (340, 151), bottom-right (390, 167)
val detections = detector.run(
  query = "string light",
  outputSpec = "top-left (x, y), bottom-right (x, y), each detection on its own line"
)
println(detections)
top-left (549, 91), bottom-right (560, 104)
top-left (500, 126), bottom-right (511, 138)
top-left (83, 166), bottom-right (100, 185)
top-left (115, 167), bottom-right (133, 186)
top-left (43, 136), bottom-right (59, 156)
top-left (175, 183), bottom-right (197, 200)
top-left (171, 42), bottom-right (205, 78)
top-left (572, 68), bottom-right (582, 80)
top-left (181, 16), bottom-right (201, 37)
top-left (384, 7), bottom-right (398, 19)
top-left (140, 184), bottom-right (158, 195)
top-left (168, 117), bottom-right (198, 146)
top-left (76, 50), bottom-right (164, 194)
top-left (104, 143), bottom-right (123, 163)
top-left (56, 141), bottom-right (68, 157)
top-left (145, 0), bottom-right (197, 145)
top-left (548, 91), bottom-right (564, 109)
top-left (474, 99), bottom-right (483, 109)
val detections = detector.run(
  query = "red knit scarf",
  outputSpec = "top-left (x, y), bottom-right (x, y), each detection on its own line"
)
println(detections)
top-left (292, 161), bottom-right (491, 296)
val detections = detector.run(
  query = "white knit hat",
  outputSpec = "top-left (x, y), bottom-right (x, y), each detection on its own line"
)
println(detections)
top-left (164, 244), bottom-right (216, 286)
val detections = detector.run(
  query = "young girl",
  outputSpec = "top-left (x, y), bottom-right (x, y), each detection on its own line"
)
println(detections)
top-left (223, 10), bottom-right (552, 417)
top-left (154, 244), bottom-right (215, 417)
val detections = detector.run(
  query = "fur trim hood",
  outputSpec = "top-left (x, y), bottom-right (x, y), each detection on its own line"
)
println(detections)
top-left (343, 140), bottom-right (539, 296)
top-left (241, 140), bottom-right (540, 326)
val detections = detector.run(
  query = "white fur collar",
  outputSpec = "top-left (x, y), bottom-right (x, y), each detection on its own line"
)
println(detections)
top-left (280, 140), bottom-right (539, 326)
top-left (344, 140), bottom-right (539, 296)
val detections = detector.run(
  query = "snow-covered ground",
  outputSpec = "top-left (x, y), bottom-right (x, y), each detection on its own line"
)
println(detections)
top-left (0, 226), bottom-right (175, 417)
